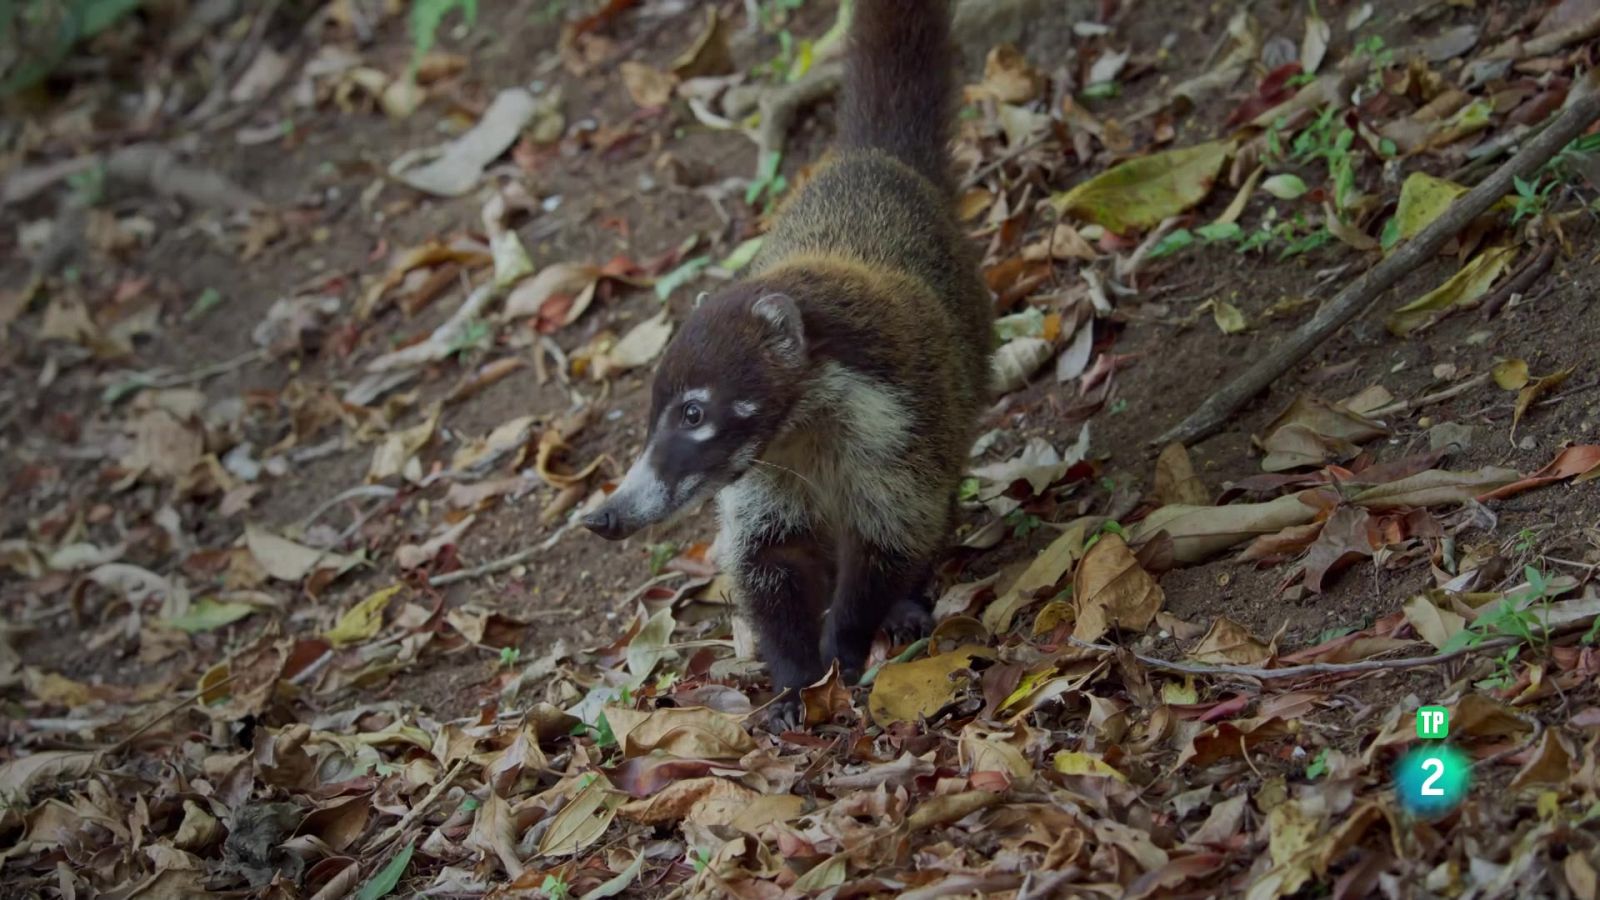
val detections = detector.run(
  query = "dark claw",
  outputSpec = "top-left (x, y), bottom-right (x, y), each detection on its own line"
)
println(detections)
top-left (883, 598), bottom-right (935, 646)
top-left (764, 692), bottom-right (806, 734)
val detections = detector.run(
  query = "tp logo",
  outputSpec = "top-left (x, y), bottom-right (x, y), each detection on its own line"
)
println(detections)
top-left (1396, 706), bottom-right (1469, 818)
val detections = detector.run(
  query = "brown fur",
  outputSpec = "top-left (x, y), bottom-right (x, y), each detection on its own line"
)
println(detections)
top-left (584, 0), bottom-right (991, 723)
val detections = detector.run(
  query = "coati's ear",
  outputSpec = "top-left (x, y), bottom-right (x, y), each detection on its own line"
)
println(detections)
top-left (752, 293), bottom-right (806, 364)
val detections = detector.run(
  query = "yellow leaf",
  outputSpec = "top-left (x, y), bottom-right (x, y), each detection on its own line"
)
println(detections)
top-left (1513, 367), bottom-right (1574, 439)
top-left (1492, 358), bottom-right (1530, 390)
top-left (1052, 750), bottom-right (1128, 781)
top-left (1386, 245), bottom-right (1514, 336)
top-left (326, 584), bottom-right (402, 646)
top-left (1051, 140), bottom-right (1234, 234)
top-left (981, 522), bottom-right (1087, 634)
top-left (1161, 676), bottom-right (1199, 705)
top-left (1207, 298), bottom-right (1248, 334)
top-left (868, 644), bottom-right (995, 726)
top-left (1390, 172), bottom-right (1466, 248)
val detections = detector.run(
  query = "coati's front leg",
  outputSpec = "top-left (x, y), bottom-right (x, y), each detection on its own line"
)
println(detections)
top-left (733, 530), bottom-right (834, 730)
top-left (821, 541), bottom-right (935, 684)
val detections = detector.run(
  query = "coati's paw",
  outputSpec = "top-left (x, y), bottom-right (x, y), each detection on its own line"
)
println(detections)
top-left (763, 692), bottom-right (806, 734)
top-left (883, 597), bottom-right (934, 646)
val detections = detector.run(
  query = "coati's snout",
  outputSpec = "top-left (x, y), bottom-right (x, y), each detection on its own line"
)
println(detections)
top-left (582, 288), bottom-right (809, 542)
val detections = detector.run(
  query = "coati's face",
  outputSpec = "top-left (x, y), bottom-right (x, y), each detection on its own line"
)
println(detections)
top-left (582, 286), bottom-right (807, 541)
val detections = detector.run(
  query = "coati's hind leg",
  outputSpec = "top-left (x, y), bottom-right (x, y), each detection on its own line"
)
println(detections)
top-left (734, 530), bottom-right (834, 731)
top-left (821, 543), bottom-right (934, 684)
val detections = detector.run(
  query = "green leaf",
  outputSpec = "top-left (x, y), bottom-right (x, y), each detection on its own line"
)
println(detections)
top-left (994, 307), bottom-right (1045, 340)
top-left (718, 236), bottom-right (764, 272)
top-left (159, 598), bottom-right (258, 634)
top-left (184, 287), bottom-right (224, 322)
top-left (1305, 748), bottom-right (1330, 779)
top-left (654, 256), bottom-right (711, 301)
top-left (409, 0), bottom-right (478, 64)
top-left (1261, 173), bottom-right (1309, 199)
top-left (355, 840), bottom-right (414, 900)
top-left (1050, 140), bottom-right (1234, 233)
top-left (1147, 228), bottom-right (1195, 259)
top-left (1195, 221), bottom-right (1242, 242)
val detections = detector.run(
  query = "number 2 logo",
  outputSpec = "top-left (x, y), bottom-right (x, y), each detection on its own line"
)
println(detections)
top-left (1420, 757), bottom-right (1445, 797)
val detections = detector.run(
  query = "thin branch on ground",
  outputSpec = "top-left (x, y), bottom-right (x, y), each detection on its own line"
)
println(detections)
top-left (106, 673), bottom-right (241, 754)
top-left (1069, 613), bottom-right (1597, 682)
top-left (1481, 241), bottom-right (1558, 320)
top-left (1157, 79), bottom-right (1600, 448)
top-left (427, 521), bottom-right (577, 587)
top-left (1368, 372), bottom-right (1492, 419)
top-left (363, 758), bottom-right (468, 852)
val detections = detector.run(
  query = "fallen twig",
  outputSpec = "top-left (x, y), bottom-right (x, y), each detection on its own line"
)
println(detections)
top-left (1157, 75), bottom-right (1600, 448)
top-left (1069, 612), bottom-right (1597, 682)
top-left (1481, 242), bottom-right (1557, 320)
top-left (960, 132), bottom-right (1052, 190)
top-left (106, 672), bottom-right (241, 754)
top-left (364, 758), bottom-right (467, 852)
top-left (427, 521), bottom-right (577, 587)
top-left (1368, 372), bottom-right (1491, 419)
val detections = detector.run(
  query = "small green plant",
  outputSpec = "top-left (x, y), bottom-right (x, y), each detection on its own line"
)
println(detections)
top-left (1474, 644), bottom-right (1522, 690)
top-left (498, 646), bottom-right (521, 668)
top-left (1510, 175), bottom-right (1557, 224)
top-left (957, 477), bottom-right (981, 502)
top-left (540, 873), bottom-right (572, 899)
top-left (1084, 519), bottom-right (1127, 551)
top-left (1444, 567), bottom-right (1555, 657)
top-left (648, 542), bottom-right (678, 576)
top-left (1315, 624), bottom-right (1357, 644)
top-left (746, 151), bottom-right (789, 211)
top-left (1353, 35), bottom-right (1395, 93)
top-left (1, 0), bottom-right (141, 94)
top-left (690, 847), bottom-right (713, 873)
top-left (66, 164), bottom-right (105, 206)
top-left (408, 0), bottom-right (477, 69)
top-left (1512, 527), bottom-right (1540, 555)
top-left (1109, 398), bottom-right (1130, 415)
top-left (446, 318), bottom-right (492, 357)
top-left (1305, 747), bottom-right (1331, 780)
top-left (1005, 509), bottom-right (1042, 539)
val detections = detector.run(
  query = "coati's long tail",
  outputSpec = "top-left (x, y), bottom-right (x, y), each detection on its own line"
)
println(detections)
top-left (838, 0), bottom-right (956, 191)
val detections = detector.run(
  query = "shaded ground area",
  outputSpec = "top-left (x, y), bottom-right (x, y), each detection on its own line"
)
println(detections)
top-left (3, 0), bottom-right (1600, 896)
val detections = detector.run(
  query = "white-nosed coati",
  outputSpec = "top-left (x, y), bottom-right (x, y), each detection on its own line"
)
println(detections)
top-left (583, 0), bottom-right (992, 728)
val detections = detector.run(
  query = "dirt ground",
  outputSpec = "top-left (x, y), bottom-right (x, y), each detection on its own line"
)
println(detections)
top-left (5, 0), bottom-right (1600, 896)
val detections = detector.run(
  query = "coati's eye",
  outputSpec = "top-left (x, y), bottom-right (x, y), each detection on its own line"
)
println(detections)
top-left (681, 402), bottom-right (704, 427)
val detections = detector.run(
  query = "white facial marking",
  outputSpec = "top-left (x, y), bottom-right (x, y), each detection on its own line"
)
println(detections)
top-left (611, 451), bottom-right (669, 521)
top-left (682, 388), bottom-right (711, 404)
top-left (733, 400), bottom-right (760, 418)
top-left (688, 424), bottom-right (717, 442)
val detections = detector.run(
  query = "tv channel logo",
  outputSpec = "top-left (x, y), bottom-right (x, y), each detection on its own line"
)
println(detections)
top-left (1396, 706), bottom-right (1469, 818)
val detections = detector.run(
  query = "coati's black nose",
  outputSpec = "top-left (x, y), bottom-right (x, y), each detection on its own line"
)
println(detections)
top-left (582, 509), bottom-right (625, 540)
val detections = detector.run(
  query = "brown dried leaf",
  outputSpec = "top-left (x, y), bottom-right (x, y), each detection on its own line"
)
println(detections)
top-left (1071, 534), bottom-right (1164, 643)
top-left (1189, 617), bottom-right (1273, 665)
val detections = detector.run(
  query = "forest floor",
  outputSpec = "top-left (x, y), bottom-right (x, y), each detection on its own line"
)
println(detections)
top-left (4, 0), bottom-right (1600, 896)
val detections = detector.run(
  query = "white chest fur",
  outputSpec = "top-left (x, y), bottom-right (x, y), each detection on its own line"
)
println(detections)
top-left (714, 363), bottom-right (943, 569)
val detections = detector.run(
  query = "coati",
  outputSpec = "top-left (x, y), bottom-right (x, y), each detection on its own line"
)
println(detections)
top-left (582, 0), bottom-right (993, 728)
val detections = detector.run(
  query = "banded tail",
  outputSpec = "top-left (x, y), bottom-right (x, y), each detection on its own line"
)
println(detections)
top-left (837, 0), bottom-right (957, 191)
